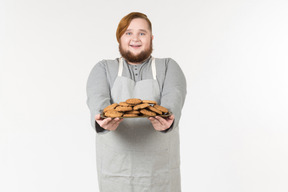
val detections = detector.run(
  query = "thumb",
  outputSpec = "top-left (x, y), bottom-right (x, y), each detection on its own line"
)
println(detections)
top-left (95, 114), bottom-right (102, 120)
top-left (168, 114), bottom-right (175, 120)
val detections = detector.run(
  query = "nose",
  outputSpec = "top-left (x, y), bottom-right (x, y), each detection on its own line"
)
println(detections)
top-left (131, 34), bottom-right (140, 41)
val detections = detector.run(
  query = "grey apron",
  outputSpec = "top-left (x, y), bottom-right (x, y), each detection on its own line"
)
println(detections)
top-left (96, 58), bottom-right (180, 192)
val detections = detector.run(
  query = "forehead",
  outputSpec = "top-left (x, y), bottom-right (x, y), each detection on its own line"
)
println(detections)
top-left (127, 18), bottom-right (150, 31)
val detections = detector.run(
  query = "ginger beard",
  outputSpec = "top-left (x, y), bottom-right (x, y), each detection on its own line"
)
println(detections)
top-left (119, 39), bottom-right (153, 63)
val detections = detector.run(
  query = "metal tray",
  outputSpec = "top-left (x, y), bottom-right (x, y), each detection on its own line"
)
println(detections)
top-left (100, 111), bottom-right (172, 119)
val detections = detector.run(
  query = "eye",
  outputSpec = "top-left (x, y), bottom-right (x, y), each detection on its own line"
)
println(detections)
top-left (126, 32), bottom-right (132, 35)
top-left (140, 33), bottom-right (145, 36)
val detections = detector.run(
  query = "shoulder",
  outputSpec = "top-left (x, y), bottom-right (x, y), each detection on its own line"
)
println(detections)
top-left (95, 58), bottom-right (119, 67)
top-left (90, 58), bottom-right (119, 71)
top-left (154, 57), bottom-right (181, 70)
top-left (154, 57), bottom-right (185, 79)
top-left (154, 57), bottom-right (179, 65)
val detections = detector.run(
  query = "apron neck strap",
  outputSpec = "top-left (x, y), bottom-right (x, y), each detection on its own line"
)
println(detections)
top-left (151, 57), bottom-right (156, 80)
top-left (118, 57), bottom-right (156, 80)
top-left (118, 57), bottom-right (124, 76)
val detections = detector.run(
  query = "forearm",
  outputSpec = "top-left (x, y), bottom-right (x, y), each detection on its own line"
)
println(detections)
top-left (160, 59), bottom-right (187, 131)
top-left (86, 61), bottom-right (112, 132)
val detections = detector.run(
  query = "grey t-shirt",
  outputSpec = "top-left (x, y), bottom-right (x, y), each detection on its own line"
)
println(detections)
top-left (86, 56), bottom-right (187, 133)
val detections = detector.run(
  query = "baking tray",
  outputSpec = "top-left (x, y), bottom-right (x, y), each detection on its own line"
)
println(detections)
top-left (100, 111), bottom-right (172, 119)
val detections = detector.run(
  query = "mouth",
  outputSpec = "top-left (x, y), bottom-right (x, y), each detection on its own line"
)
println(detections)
top-left (129, 44), bottom-right (142, 48)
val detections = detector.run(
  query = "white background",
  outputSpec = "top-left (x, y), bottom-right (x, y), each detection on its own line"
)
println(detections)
top-left (1, 0), bottom-right (288, 191)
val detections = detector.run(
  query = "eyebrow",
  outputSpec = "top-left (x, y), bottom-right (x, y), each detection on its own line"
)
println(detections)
top-left (126, 29), bottom-right (148, 32)
top-left (139, 29), bottom-right (148, 32)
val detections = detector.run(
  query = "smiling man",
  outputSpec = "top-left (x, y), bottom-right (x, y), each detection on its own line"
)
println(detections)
top-left (86, 12), bottom-right (187, 192)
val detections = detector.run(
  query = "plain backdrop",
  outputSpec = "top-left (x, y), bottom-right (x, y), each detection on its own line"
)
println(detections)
top-left (1, 0), bottom-right (288, 191)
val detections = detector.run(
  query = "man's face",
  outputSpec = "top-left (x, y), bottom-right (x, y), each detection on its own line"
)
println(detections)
top-left (119, 18), bottom-right (153, 64)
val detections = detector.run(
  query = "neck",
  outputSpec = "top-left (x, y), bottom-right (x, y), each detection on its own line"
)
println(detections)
top-left (126, 56), bottom-right (151, 65)
top-left (127, 61), bottom-right (141, 65)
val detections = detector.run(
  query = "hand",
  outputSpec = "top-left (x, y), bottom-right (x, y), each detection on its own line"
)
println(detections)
top-left (148, 114), bottom-right (174, 131)
top-left (95, 114), bottom-right (124, 131)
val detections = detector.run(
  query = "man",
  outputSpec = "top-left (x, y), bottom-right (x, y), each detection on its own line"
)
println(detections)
top-left (86, 12), bottom-right (186, 192)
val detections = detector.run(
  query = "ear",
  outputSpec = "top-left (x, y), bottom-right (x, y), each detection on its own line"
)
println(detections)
top-left (152, 35), bottom-right (154, 40)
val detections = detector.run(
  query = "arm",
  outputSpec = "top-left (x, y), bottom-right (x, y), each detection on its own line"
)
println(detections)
top-left (151, 59), bottom-right (187, 132)
top-left (86, 60), bottom-right (119, 133)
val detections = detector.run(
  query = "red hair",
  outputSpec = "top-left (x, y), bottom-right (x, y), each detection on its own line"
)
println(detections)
top-left (116, 12), bottom-right (152, 43)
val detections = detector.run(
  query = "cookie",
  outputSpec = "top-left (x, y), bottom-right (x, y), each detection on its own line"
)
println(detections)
top-left (103, 103), bottom-right (118, 113)
top-left (115, 106), bottom-right (133, 112)
top-left (140, 109), bottom-right (156, 116)
top-left (123, 113), bottom-right (139, 117)
top-left (119, 102), bottom-right (130, 107)
top-left (104, 110), bottom-right (123, 118)
top-left (147, 106), bottom-right (162, 115)
top-left (154, 105), bottom-right (169, 113)
top-left (126, 98), bottom-right (142, 105)
top-left (142, 100), bottom-right (157, 105)
top-left (125, 110), bottom-right (140, 115)
top-left (133, 103), bottom-right (150, 110)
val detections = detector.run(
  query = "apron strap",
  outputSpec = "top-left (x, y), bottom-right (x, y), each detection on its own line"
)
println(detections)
top-left (118, 57), bottom-right (157, 79)
top-left (118, 57), bottom-right (124, 76)
top-left (151, 57), bottom-right (156, 80)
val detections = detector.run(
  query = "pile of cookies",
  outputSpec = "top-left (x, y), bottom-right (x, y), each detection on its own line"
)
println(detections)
top-left (102, 98), bottom-right (170, 118)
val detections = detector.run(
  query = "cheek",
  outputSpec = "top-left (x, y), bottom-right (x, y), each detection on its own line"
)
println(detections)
top-left (120, 37), bottom-right (129, 45)
top-left (143, 39), bottom-right (151, 47)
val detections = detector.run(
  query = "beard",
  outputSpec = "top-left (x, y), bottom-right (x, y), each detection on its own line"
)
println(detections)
top-left (119, 40), bottom-right (153, 63)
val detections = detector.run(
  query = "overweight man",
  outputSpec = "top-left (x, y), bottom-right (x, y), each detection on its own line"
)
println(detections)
top-left (86, 12), bottom-right (186, 192)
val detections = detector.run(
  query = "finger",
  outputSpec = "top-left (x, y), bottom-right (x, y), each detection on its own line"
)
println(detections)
top-left (168, 114), bottom-right (175, 120)
top-left (113, 119), bottom-right (123, 128)
top-left (155, 116), bottom-right (165, 126)
top-left (148, 117), bottom-right (156, 121)
top-left (108, 125), bottom-right (117, 131)
top-left (151, 119), bottom-right (163, 129)
top-left (155, 116), bottom-right (173, 130)
top-left (95, 114), bottom-right (102, 120)
top-left (108, 118), bottom-right (124, 129)
top-left (101, 117), bottom-right (112, 127)
top-left (149, 117), bottom-right (161, 126)
top-left (116, 118), bottom-right (124, 123)
top-left (109, 118), bottom-right (120, 127)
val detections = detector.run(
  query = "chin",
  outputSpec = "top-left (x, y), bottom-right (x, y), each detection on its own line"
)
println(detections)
top-left (130, 51), bottom-right (142, 56)
top-left (129, 49), bottom-right (143, 54)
